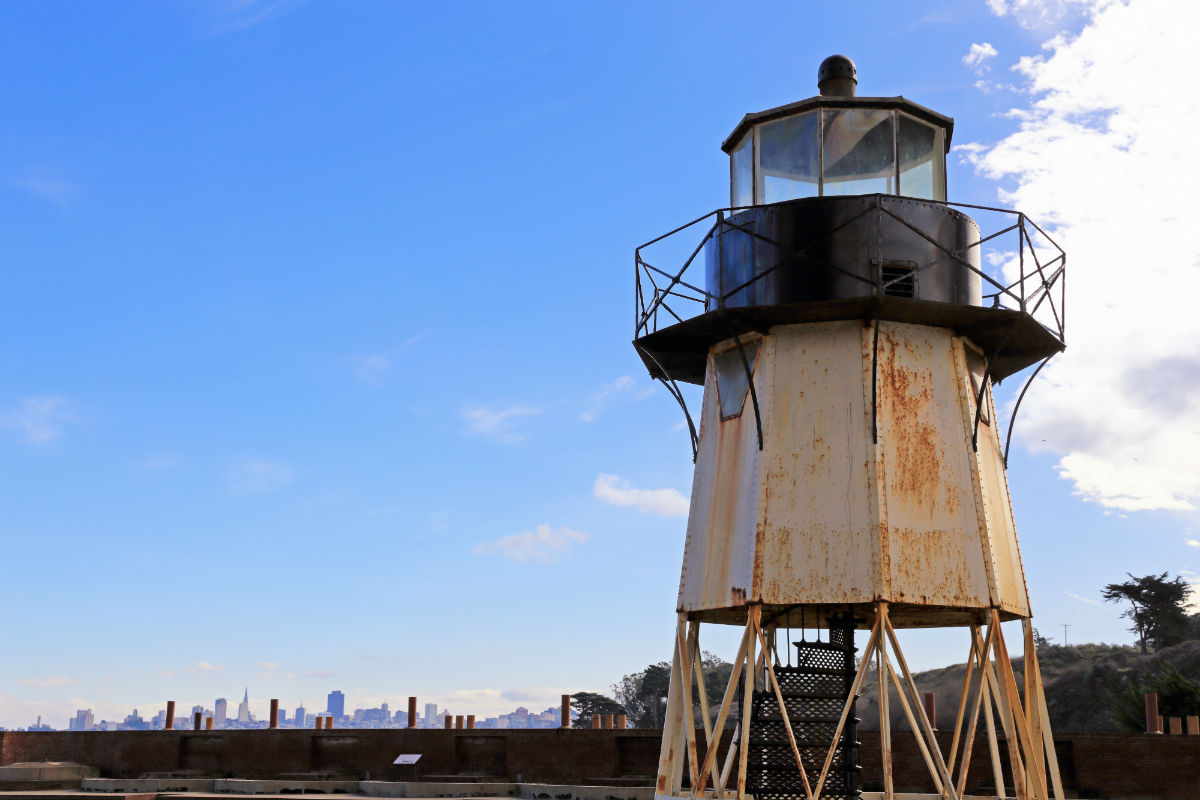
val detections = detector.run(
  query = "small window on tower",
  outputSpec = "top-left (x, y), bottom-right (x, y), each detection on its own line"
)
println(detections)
top-left (714, 340), bottom-right (759, 420)
top-left (879, 261), bottom-right (917, 298)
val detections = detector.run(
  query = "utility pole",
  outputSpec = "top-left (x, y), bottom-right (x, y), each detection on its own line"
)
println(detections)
top-left (1062, 624), bottom-right (1071, 647)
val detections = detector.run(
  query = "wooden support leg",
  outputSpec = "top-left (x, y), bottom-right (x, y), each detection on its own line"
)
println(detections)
top-left (657, 614), bottom-right (688, 796)
top-left (736, 607), bottom-right (760, 800)
top-left (882, 609), bottom-right (957, 799)
top-left (695, 623), bottom-right (752, 793)
top-left (813, 614), bottom-right (881, 800)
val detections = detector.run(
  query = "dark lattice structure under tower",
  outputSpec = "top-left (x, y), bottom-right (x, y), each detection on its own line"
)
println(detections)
top-left (748, 620), bottom-right (860, 800)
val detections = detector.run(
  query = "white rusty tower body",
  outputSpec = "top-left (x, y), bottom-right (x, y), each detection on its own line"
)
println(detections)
top-left (634, 57), bottom-right (1067, 800)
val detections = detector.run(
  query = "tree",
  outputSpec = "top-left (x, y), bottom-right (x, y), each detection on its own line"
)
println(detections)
top-left (612, 662), bottom-right (671, 728)
top-left (569, 691), bottom-right (626, 728)
top-left (1102, 572), bottom-right (1195, 654)
top-left (612, 652), bottom-right (732, 729)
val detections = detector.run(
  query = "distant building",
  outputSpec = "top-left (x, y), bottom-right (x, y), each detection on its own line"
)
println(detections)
top-left (423, 703), bottom-right (437, 729)
top-left (69, 709), bottom-right (94, 731)
top-left (327, 690), bottom-right (345, 721)
top-left (123, 709), bottom-right (148, 730)
top-left (214, 698), bottom-right (227, 728)
top-left (294, 705), bottom-right (306, 729)
top-left (237, 688), bottom-right (252, 724)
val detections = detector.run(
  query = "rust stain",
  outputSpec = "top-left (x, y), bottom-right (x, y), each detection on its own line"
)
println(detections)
top-left (731, 586), bottom-right (747, 604)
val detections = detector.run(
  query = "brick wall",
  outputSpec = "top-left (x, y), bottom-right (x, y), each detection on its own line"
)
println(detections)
top-left (2, 728), bottom-right (1198, 799)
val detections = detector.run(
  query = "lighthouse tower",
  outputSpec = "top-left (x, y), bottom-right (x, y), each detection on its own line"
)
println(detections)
top-left (634, 57), bottom-right (1067, 800)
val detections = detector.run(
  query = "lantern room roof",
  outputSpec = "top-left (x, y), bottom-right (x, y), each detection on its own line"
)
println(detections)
top-left (720, 95), bottom-right (955, 154)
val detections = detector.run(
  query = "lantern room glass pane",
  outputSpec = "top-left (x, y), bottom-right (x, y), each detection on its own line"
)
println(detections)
top-left (756, 111), bottom-right (819, 204)
top-left (821, 109), bottom-right (895, 196)
top-left (730, 133), bottom-right (753, 208)
top-left (898, 113), bottom-right (945, 200)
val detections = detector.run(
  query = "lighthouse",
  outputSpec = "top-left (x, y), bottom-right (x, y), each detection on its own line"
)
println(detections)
top-left (634, 56), bottom-right (1067, 800)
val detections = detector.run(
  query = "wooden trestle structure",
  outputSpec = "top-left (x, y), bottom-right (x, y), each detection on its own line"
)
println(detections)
top-left (656, 603), bottom-right (1064, 800)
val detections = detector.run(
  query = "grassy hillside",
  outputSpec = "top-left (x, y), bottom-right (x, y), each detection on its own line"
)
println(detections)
top-left (853, 640), bottom-right (1200, 733)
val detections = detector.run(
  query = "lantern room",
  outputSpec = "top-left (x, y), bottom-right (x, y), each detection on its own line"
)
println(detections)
top-left (723, 55), bottom-right (951, 205)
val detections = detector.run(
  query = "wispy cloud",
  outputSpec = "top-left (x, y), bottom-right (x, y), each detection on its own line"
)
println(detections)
top-left (141, 454), bottom-right (181, 471)
top-left (462, 403), bottom-right (541, 444)
top-left (211, 0), bottom-right (292, 34)
top-left (345, 335), bottom-right (425, 385)
top-left (228, 459), bottom-right (294, 493)
top-left (1064, 590), bottom-right (1101, 607)
top-left (1, 394), bottom-right (76, 445)
top-left (963, 42), bottom-right (999, 73)
top-left (20, 675), bottom-right (75, 688)
top-left (191, 661), bottom-right (222, 672)
top-left (473, 524), bottom-right (588, 563)
top-left (1187, 539), bottom-right (1200, 549)
top-left (14, 173), bottom-right (78, 205)
top-left (593, 474), bottom-right (689, 517)
top-left (971, 0), bottom-right (1200, 512)
top-left (579, 375), bottom-right (654, 423)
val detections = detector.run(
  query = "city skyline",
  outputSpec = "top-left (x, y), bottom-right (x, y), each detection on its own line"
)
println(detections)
top-left (29, 687), bottom-right (573, 732)
top-left (3, 0), bottom-right (1197, 731)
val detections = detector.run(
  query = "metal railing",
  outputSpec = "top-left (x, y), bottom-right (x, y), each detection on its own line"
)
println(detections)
top-left (634, 196), bottom-right (1066, 347)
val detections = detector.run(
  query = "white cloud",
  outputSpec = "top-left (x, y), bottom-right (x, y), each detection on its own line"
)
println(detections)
top-left (985, 0), bottom-right (1116, 30)
top-left (20, 675), bottom-right (75, 688)
top-left (473, 524), bottom-right (588, 563)
top-left (593, 473), bottom-right (689, 517)
top-left (1, 394), bottom-right (76, 445)
top-left (963, 42), bottom-right (999, 73)
top-left (193, 661), bottom-right (222, 672)
top-left (462, 403), bottom-right (542, 444)
top-left (1187, 539), bottom-right (1200, 548)
top-left (971, 0), bottom-right (1200, 511)
top-left (228, 459), bottom-right (294, 493)
top-left (1063, 590), bottom-right (1101, 606)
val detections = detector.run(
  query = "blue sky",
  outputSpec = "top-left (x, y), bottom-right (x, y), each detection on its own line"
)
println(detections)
top-left (3, 0), bottom-right (1197, 728)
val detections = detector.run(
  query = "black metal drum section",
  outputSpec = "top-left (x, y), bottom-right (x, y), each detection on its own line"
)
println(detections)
top-left (748, 621), bottom-right (860, 800)
top-left (706, 195), bottom-right (981, 311)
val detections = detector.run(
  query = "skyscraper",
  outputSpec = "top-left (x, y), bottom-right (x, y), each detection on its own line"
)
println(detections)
top-left (327, 690), bottom-right (344, 721)
top-left (237, 688), bottom-right (251, 724)
top-left (214, 698), bottom-right (227, 728)
top-left (424, 703), bottom-right (437, 729)
top-left (294, 704), bottom-right (306, 729)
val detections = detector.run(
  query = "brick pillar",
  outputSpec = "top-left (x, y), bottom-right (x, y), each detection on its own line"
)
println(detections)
top-left (591, 714), bottom-right (602, 729)
top-left (165, 701), bottom-right (175, 730)
top-left (923, 692), bottom-right (936, 730)
top-left (1168, 717), bottom-right (1183, 735)
top-left (270, 699), bottom-right (279, 729)
top-left (408, 697), bottom-right (418, 729)
top-left (314, 715), bottom-right (323, 729)
top-left (206, 716), bottom-right (214, 730)
top-left (325, 715), bottom-right (334, 729)
top-left (466, 715), bottom-right (476, 729)
top-left (1145, 693), bottom-right (1161, 734)
top-left (455, 715), bottom-right (464, 729)
top-left (561, 695), bottom-right (571, 728)
top-left (616, 714), bottom-right (627, 729)
top-left (1187, 716), bottom-right (1199, 735)
top-left (193, 712), bottom-right (202, 731)
top-left (444, 715), bottom-right (452, 729)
